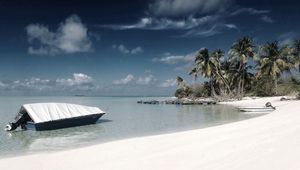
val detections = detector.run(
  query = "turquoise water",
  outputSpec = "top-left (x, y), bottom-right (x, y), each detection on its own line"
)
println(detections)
top-left (0, 96), bottom-right (260, 157)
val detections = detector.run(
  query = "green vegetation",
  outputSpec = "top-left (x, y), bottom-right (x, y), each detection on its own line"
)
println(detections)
top-left (176, 37), bottom-right (300, 99)
top-left (175, 76), bottom-right (193, 98)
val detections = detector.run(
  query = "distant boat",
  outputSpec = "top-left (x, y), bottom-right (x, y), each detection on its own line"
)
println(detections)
top-left (238, 106), bottom-right (275, 112)
top-left (238, 102), bottom-right (276, 112)
top-left (4, 103), bottom-right (105, 131)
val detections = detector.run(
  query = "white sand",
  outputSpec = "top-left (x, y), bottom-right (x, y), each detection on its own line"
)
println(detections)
top-left (1, 96), bottom-right (300, 170)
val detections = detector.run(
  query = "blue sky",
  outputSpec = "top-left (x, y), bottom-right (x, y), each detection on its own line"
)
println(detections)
top-left (0, 0), bottom-right (299, 96)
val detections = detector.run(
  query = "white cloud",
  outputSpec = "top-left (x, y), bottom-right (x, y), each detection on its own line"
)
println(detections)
top-left (101, 14), bottom-right (237, 37)
top-left (225, 24), bottom-right (237, 29)
top-left (153, 52), bottom-right (195, 64)
top-left (261, 15), bottom-right (274, 23)
top-left (0, 73), bottom-right (97, 94)
top-left (100, 2), bottom-right (270, 37)
top-left (112, 74), bottom-right (155, 85)
top-left (112, 74), bottom-right (135, 85)
top-left (229, 8), bottom-right (274, 25)
top-left (278, 32), bottom-right (300, 46)
top-left (149, 0), bottom-right (233, 17)
top-left (113, 44), bottom-right (129, 54)
top-left (104, 16), bottom-right (217, 30)
top-left (131, 46), bottom-right (143, 54)
top-left (0, 81), bottom-right (7, 88)
top-left (160, 79), bottom-right (177, 87)
top-left (56, 73), bottom-right (93, 87)
top-left (7, 78), bottom-right (54, 91)
top-left (28, 46), bottom-right (51, 55)
top-left (113, 44), bottom-right (143, 54)
top-left (136, 75), bottom-right (155, 85)
top-left (230, 8), bottom-right (270, 16)
top-left (181, 23), bottom-right (238, 37)
top-left (174, 63), bottom-right (193, 72)
top-left (26, 14), bottom-right (92, 55)
top-left (153, 51), bottom-right (199, 71)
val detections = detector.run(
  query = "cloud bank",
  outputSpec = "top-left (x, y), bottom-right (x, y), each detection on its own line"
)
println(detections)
top-left (0, 73), bottom-right (97, 95)
top-left (0, 73), bottom-right (179, 95)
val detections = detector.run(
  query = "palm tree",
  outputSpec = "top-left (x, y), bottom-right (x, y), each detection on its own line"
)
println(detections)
top-left (192, 48), bottom-right (216, 97)
top-left (190, 48), bottom-right (232, 97)
top-left (229, 37), bottom-right (255, 99)
top-left (176, 76), bottom-right (185, 88)
top-left (224, 61), bottom-right (242, 95)
top-left (176, 76), bottom-right (192, 98)
top-left (241, 65), bottom-right (255, 92)
top-left (257, 41), bottom-right (294, 95)
top-left (189, 68), bottom-right (198, 80)
top-left (210, 49), bottom-right (232, 95)
top-left (219, 60), bottom-right (233, 95)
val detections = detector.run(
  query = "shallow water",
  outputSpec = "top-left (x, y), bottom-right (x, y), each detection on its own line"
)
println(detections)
top-left (0, 96), bottom-right (262, 157)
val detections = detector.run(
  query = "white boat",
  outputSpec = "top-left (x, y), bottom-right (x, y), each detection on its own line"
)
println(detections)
top-left (238, 106), bottom-right (275, 112)
top-left (5, 103), bottom-right (106, 131)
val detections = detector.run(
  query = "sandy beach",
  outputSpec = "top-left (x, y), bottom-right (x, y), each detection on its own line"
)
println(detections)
top-left (1, 96), bottom-right (299, 170)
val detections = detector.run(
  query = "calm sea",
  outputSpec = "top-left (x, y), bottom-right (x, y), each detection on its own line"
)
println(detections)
top-left (0, 96), bottom-right (261, 158)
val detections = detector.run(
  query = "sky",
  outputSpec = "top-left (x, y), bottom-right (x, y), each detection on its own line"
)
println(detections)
top-left (0, 0), bottom-right (299, 96)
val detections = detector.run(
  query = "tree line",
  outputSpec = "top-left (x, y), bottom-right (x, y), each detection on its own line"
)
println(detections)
top-left (175, 37), bottom-right (300, 99)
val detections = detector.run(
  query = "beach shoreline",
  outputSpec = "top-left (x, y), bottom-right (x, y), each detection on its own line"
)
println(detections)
top-left (1, 96), bottom-right (299, 170)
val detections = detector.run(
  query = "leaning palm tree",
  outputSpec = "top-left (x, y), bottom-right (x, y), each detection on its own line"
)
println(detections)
top-left (176, 76), bottom-right (185, 89)
top-left (224, 61), bottom-right (242, 96)
top-left (189, 68), bottom-right (198, 81)
top-left (176, 76), bottom-right (192, 98)
top-left (257, 41), bottom-right (294, 95)
top-left (191, 48), bottom-right (232, 97)
top-left (229, 37), bottom-right (256, 99)
top-left (210, 49), bottom-right (232, 95)
top-left (219, 60), bottom-right (233, 95)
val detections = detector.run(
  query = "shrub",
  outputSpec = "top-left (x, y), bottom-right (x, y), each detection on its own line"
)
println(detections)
top-left (277, 77), bottom-right (300, 96)
top-left (251, 76), bottom-right (274, 96)
top-left (175, 86), bottom-right (193, 98)
top-left (175, 88), bottom-right (185, 98)
top-left (191, 84), bottom-right (210, 98)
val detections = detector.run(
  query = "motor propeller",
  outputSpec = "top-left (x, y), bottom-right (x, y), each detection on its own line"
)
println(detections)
top-left (265, 102), bottom-right (276, 110)
top-left (4, 123), bottom-right (13, 131)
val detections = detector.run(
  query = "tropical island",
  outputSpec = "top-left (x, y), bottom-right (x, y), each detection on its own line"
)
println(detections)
top-left (174, 37), bottom-right (300, 100)
top-left (1, 0), bottom-right (300, 169)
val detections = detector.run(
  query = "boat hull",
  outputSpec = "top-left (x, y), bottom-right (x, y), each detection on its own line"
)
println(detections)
top-left (238, 107), bottom-right (274, 112)
top-left (26, 113), bottom-right (105, 131)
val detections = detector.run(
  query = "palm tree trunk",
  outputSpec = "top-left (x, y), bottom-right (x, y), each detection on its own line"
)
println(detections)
top-left (241, 69), bottom-right (245, 99)
top-left (238, 76), bottom-right (242, 100)
top-left (210, 77), bottom-right (214, 97)
top-left (215, 71), bottom-right (232, 95)
top-left (275, 78), bottom-right (278, 95)
top-left (236, 81), bottom-right (239, 98)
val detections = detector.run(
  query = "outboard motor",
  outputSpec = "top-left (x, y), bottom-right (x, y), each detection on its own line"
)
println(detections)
top-left (4, 113), bottom-right (31, 131)
top-left (5, 123), bottom-right (17, 131)
top-left (265, 102), bottom-right (276, 110)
